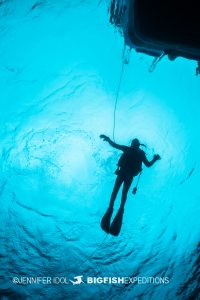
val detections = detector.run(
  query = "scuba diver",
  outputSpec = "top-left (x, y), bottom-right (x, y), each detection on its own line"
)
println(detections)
top-left (99, 134), bottom-right (161, 236)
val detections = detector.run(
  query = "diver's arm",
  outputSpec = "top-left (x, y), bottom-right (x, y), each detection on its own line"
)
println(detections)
top-left (100, 134), bottom-right (127, 151)
top-left (143, 154), bottom-right (161, 167)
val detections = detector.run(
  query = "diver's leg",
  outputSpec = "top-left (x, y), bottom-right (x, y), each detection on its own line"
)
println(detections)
top-left (120, 176), bottom-right (133, 210)
top-left (109, 174), bottom-right (123, 209)
top-left (101, 175), bottom-right (123, 233)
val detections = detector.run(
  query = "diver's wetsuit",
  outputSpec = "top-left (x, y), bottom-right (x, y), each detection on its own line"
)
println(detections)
top-left (109, 146), bottom-right (145, 210)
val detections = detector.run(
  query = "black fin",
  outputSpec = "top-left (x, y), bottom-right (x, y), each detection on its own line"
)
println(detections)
top-left (100, 206), bottom-right (113, 233)
top-left (109, 208), bottom-right (124, 236)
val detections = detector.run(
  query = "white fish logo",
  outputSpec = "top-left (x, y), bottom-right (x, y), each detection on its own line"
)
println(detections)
top-left (70, 275), bottom-right (84, 285)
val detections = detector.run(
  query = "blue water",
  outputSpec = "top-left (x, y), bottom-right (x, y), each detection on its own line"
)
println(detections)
top-left (0, 1), bottom-right (199, 299)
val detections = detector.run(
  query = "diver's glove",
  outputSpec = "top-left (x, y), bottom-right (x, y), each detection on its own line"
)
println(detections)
top-left (100, 134), bottom-right (110, 142)
top-left (154, 154), bottom-right (161, 161)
